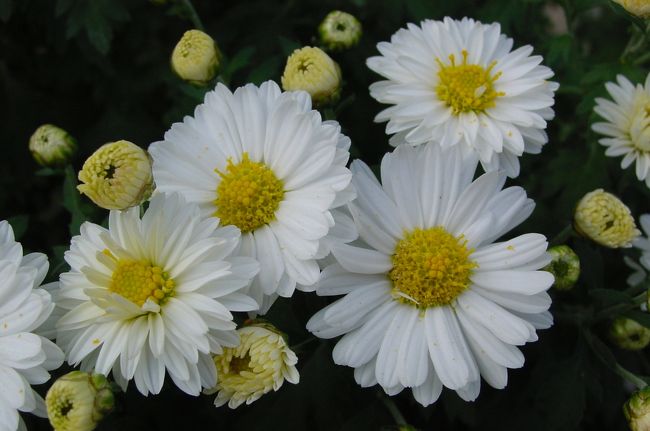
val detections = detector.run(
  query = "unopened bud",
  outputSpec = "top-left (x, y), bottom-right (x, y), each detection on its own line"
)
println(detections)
top-left (46, 371), bottom-right (115, 431)
top-left (612, 0), bottom-right (650, 18)
top-left (318, 11), bottom-right (362, 51)
top-left (610, 317), bottom-right (650, 350)
top-left (544, 245), bottom-right (580, 290)
top-left (625, 386), bottom-right (650, 431)
top-left (29, 124), bottom-right (77, 167)
top-left (281, 46), bottom-right (341, 107)
top-left (78, 140), bottom-right (154, 210)
top-left (171, 29), bottom-right (221, 85)
top-left (574, 189), bottom-right (640, 248)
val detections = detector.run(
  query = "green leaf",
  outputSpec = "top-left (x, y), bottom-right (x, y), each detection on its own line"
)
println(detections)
top-left (588, 288), bottom-right (634, 306)
top-left (63, 165), bottom-right (86, 236)
top-left (246, 56), bottom-right (281, 85)
top-left (278, 36), bottom-right (300, 56)
top-left (221, 46), bottom-right (256, 83)
top-left (7, 215), bottom-right (28, 240)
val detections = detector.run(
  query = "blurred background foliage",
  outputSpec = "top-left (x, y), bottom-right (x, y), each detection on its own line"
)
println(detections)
top-left (1, 0), bottom-right (649, 429)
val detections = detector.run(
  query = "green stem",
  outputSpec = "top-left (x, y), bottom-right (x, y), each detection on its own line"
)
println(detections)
top-left (614, 362), bottom-right (649, 390)
top-left (181, 0), bottom-right (204, 30)
top-left (592, 293), bottom-right (647, 322)
top-left (550, 224), bottom-right (574, 246)
top-left (379, 393), bottom-right (407, 427)
top-left (290, 336), bottom-right (318, 352)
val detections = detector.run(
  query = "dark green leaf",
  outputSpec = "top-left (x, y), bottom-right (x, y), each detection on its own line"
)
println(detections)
top-left (7, 215), bottom-right (28, 240)
top-left (62, 165), bottom-right (86, 236)
top-left (588, 288), bottom-right (634, 306)
top-left (0, 0), bottom-right (12, 22)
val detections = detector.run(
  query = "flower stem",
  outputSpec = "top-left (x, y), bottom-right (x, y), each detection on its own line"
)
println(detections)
top-left (550, 224), bottom-right (574, 246)
top-left (379, 393), bottom-right (407, 426)
top-left (181, 0), bottom-right (204, 31)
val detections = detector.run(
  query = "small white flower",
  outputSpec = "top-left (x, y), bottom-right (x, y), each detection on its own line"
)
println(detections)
top-left (593, 73), bottom-right (650, 187)
top-left (206, 322), bottom-right (299, 408)
top-left (0, 221), bottom-right (64, 431)
top-left (367, 17), bottom-right (558, 178)
top-left (55, 192), bottom-right (259, 396)
top-left (149, 81), bottom-right (355, 313)
top-left (308, 143), bottom-right (554, 406)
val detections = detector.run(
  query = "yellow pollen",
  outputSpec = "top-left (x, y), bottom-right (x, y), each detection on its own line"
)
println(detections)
top-left (214, 153), bottom-right (284, 233)
top-left (435, 50), bottom-right (504, 116)
top-left (107, 253), bottom-right (176, 307)
top-left (389, 227), bottom-right (477, 308)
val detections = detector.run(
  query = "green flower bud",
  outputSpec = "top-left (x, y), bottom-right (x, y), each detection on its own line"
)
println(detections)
top-left (318, 11), bottom-right (362, 51)
top-left (574, 189), bottom-right (640, 248)
top-left (610, 317), bottom-right (650, 351)
top-left (171, 29), bottom-right (221, 85)
top-left (625, 386), bottom-right (650, 431)
top-left (281, 46), bottom-right (341, 107)
top-left (544, 245), bottom-right (580, 291)
top-left (46, 371), bottom-right (115, 431)
top-left (28, 124), bottom-right (77, 167)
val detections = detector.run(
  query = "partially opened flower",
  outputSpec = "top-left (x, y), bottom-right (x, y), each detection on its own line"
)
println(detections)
top-left (149, 81), bottom-right (354, 313)
top-left (367, 17), bottom-right (558, 178)
top-left (77, 140), bottom-right (154, 210)
top-left (282, 47), bottom-right (342, 106)
top-left (592, 73), bottom-right (650, 187)
top-left (0, 220), bottom-right (64, 431)
top-left (308, 143), bottom-right (554, 406)
top-left (206, 322), bottom-right (299, 408)
top-left (55, 192), bottom-right (259, 396)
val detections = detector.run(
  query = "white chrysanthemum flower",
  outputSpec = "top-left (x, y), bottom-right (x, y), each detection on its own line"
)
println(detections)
top-left (307, 143), bottom-right (554, 406)
top-left (592, 73), bottom-right (650, 187)
top-left (206, 322), bottom-right (299, 408)
top-left (367, 17), bottom-right (558, 178)
top-left (0, 221), bottom-right (64, 431)
top-left (54, 192), bottom-right (259, 396)
top-left (149, 81), bottom-right (354, 313)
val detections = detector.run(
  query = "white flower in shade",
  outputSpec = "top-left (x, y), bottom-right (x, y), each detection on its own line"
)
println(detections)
top-left (54, 192), bottom-right (259, 396)
top-left (0, 221), bottom-right (64, 431)
top-left (592, 73), bottom-right (650, 187)
top-left (206, 322), bottom-right (299, 408)
top-left (628, 214), bottom-right (650, 286)
top-left (367, 17), bottom-right (558, 178)
top-left (149, 81), bottom-right (354, 313)
top-left (307, 143), bottom-right (554, 406)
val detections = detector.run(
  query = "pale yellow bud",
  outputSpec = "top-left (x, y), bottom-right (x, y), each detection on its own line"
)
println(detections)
top-left (574, 189), bottom-right (640, 248)
top-left (626, 386), bottom-right (650, 431)
top-left (29, 124), bottom-right (77, 167)
top-left (77, 140), bottom-right (154, 210)
top-left (610, 317), bottom-right (650, 350)
top-left (206, 322), bottom-right (299, 409)
top-left (613, 0), bottom-right (650, 18)
top-left (46, 371), bottom-right (115, 431)
top-left (171, 29), bottom-right (221, 85)
top-left (281, 46), bottom-right (341, 107)
top-left (318, 11), bottom-right (362, 51)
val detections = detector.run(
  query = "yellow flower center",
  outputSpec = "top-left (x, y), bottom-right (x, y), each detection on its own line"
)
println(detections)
top-left (107, 252), bottom-right (176, 307)
top-left (435, 50), bottom-right (504, 115)
top-left (214, 153), bottom-right (284, 233)
top-left (389, 227), bottom-right (477, 308)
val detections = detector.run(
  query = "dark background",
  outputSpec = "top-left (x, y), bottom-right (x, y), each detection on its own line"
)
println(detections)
top-left (1, 0), bottom-right (649, 429)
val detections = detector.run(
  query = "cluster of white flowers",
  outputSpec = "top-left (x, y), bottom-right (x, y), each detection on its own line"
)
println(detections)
top-left (5, 16), bottom-right (567, 431)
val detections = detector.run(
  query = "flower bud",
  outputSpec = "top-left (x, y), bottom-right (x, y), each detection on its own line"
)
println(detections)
top-left (612, 0), bottom-right (650, 18)
top-left (206, 322), bottom-right (299, 409)
top-left (610, 317), bottom-right (650, 350)
top-left (171, 29), bottom-right (221, 85)
top-left (28, 124), bottom-right (77, 167)
top-left (318, 11), bottom-right (362, 51)
top-left (77, 140), bottom-right (154, 210)
top-left (281, 46), bottom-right (341, 107)
top-left (574, 189), bottom-right (640, 248)
top-left (46, 371), bottom-right (115, 431)
top-left (625, 386), bottom-right (650, 431)
top-left (544, 245), bottom-right (580, 291)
